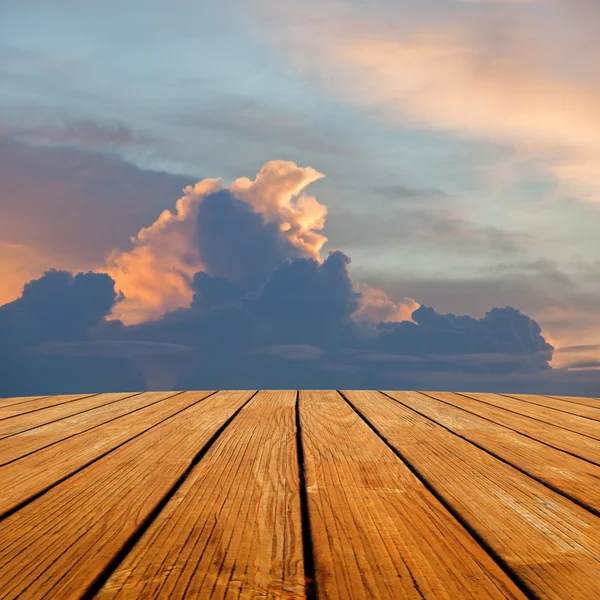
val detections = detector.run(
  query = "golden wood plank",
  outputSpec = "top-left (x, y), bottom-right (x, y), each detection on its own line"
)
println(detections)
top-left (507, 394), bottom-right (600, 421)
top-left (385, 391), bottom-right (600, 513)
top-left (425, 391), bottom-right (600, 464)
top-left (0, 391), bottom-right (213, 515)
top-left (97, 390), bottom-right (303, 600)
top-left (0, 396), bottom-right (48, 409)
top-left (465, 393), bottom-right (600, 440)
top-left (300, 390), bottom-right (525, 600)
top-left (0, 394), bottom-right (94, 421)
top-left (346, 390), bottom-right (600, 599)
top-left (551, 395), bottom-right (600, 409)
top-left (0, 390), bottom-right (254, 599)
top-left (0, 392), bottom-right (141, 439)
top-left (0, 391), bottom-right (179, 466)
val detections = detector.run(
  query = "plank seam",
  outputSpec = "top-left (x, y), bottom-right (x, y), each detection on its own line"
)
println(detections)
top-left (500, 393), bottom-right (600, 423)
top-left (0, 391), bottom-right (208, 523)
top-left (547, 395), bottom-right (600, 409)
top-left (458, 392), bottom-right (600, 441)
top-left (442, 392), bottom-right (600, 467)
top-left (0, 394), bottom-right (99, 422)
top-left (387, 392), bottom-right (600, 520)
top-left (79, 390), bottom-right (259, 600)
top-left (296, 390), bottom-right (318, 600)
top-left (0, 392), bottom-right (143, 442)
top-left (339, 391), bottom-right (539, 600)
top-left (0, 396), bottom-right (49, 410)
top-left (0, 392), bottom-right (179, 467)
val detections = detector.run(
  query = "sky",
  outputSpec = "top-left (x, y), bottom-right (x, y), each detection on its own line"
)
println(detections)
top-left (1, 0), bottom-right (600, 395)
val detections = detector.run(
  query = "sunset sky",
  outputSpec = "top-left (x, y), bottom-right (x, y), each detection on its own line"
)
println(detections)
top-left (1, 0), bottom-right (600, 395)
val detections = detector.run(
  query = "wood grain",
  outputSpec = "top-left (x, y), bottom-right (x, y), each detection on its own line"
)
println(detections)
top-left (0, 392), bottom-right (140, 439)
top-left (0, 393), bottom-right (94, 421)
top-left (384, 391), bottom-right (600, 513)
top-left (1, 389), bottom-right (599, 600)
top-left (0, 391), bottom-right (212, 516)
top-left (464, 392), bottom-right (600, 439)
top-left (550, 395), bottom-right (600, 409)
top-left (507, 394), bottom-right (600, 421)
top-left (97, 390), bottom-right (304, 600)
top-left (424, 391), bottom-right (600, 464)
top-left (300, 390), bottom-right (525, 600)
top-left (0, 396), bottom-right (47, 409)
top-left (0, 390), bottom-right (254, 599)
top-left (347, 390), bottom-right (600, 599)
top-left (0, 391), bottom-right (178, 466)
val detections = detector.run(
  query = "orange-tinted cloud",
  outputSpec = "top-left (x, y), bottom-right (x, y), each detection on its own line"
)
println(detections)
top-left (262, 4), bottom-right (600, 201)
top-left (105, 161), bottom-right (327, 323)
top-left (354, 283), bottom-right (419, 323)
top-left (0, 137), bottom-right (191, 306)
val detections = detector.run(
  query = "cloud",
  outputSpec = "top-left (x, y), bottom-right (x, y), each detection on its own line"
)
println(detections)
top-left (31, 340), bottom-right (193, 358)
top-left (247, 250), bottom-right (360, 345)
top-left (326, 207), bottom-right (531, 257)
top-left (0, 158), bottom-right (566, 396)
top-left (0, 270), bottom-right (146, 396)
top-left (4, 118), bottom-right (149, 151)
top-left (106, 160), bottom-right (327, 323)
top-left (556, 344), bottom-right (600, 354)
top-left (252, 344), bottom-right (325, 361)
top-left (256, 0), bottom-right (600, 201)
top-left (354, 284), bottom-right (419, 324)
top-left (378, 305), bottom-right (554, 373)
top-left (0, 137), bottom-right (192, 305)
top-left (0, 270), bottom-right (118, 346)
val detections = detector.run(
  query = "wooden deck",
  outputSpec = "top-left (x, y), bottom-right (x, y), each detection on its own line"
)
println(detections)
top-left (0, 391), bottom-right (599, 599)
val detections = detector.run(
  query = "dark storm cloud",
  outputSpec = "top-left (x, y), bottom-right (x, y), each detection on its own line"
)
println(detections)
top-left (0, 262), bottom-right (555, 396)
top-left (379, 305), bottom-right (553, 370)
top-left (196, 190), bottom-right (306, 291)
top-left (0, 270), bottom-right (146, 395)
top-left (0, 270), bottom-right (117, 345)
top-left (0, 186), bottom-right (563, 397)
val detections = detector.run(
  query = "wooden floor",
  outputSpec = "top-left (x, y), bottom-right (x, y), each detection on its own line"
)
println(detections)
top-left (0, 391), bottom-right (599, 599)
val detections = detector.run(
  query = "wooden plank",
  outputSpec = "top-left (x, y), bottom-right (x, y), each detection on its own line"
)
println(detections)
top-left (299, 390), bottom-right (525, 600)
top-left (551, 395), bottom-right (600, 410)
top-left (0, 393), bottom-right (95, 421)
top-left (0, 391), bottom-right (178, 466)
top-left (507, 394), bottom-right (600, 421)
top-left (0, 396), bottom-right (48, 409)
top-left (0, 392), bottom-right (141, 439)
top-left (465, 393), bottom-right (600, 440)
top-left (0, 390), bottom-right (255, 599)
top-left (97, 390), bottom-right (304, 600)
top-left (385, 391), bottom-right (600, 514)
top-left (425, 391), bottom-right (600, 465)
top-left (346, 390), bottom-right (600, 600)
top-left (0, 391), bottom-right (213, 516)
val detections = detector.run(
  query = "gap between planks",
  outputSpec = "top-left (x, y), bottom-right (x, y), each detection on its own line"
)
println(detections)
top-left (344, 390), bottom-right (600, 600)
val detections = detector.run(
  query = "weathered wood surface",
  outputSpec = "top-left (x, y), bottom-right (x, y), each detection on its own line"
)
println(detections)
top-left (299, 390), bottom-right (524, 600)
top-left (347, 391), bottom-right (600, 600)
top-left (0, 393), bottom-right (94, 421)
top-left (382, 391), bottom-right (600, 514)
top-left (0, 390), bottom-right (598, 599)
top-left (465, 392), bottom-right (600, 440)
top-left (508, 393), bottom-right (600, 421)
top-left (99, 390), bottom-right (303, 600)
top-left (425, 391), bottom-right (600, 464)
